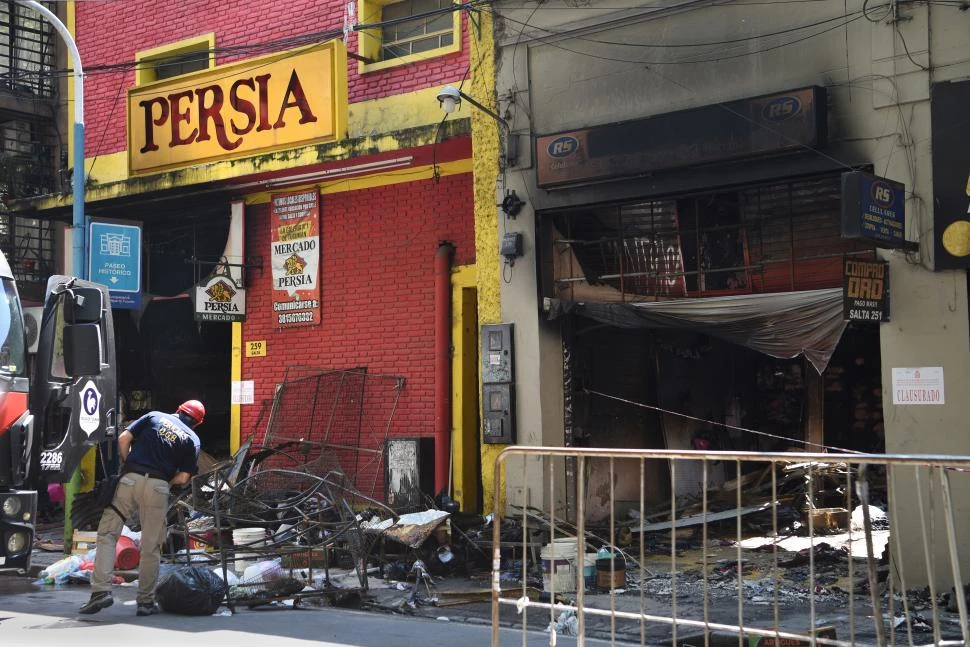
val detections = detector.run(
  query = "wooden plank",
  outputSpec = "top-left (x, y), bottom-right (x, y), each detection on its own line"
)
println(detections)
top-left (636, 502), bottom-right (774, 533)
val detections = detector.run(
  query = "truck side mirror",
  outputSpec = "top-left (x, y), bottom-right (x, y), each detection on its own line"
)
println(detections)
top-left (63, 323), bottom-right (102, 377)
top-left (67, 287), bottom-right (103, 324)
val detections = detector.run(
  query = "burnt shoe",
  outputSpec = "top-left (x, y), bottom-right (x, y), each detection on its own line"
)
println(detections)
top-left (79, 591), bottom-right (114, 614)
top-left (136, 602), bottom-right (160, 616)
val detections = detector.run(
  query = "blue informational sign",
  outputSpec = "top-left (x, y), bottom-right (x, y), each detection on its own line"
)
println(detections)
top-left (88, 221), bottom-right (142, 309)
top-left (841, 171), bottom-right (908, 249)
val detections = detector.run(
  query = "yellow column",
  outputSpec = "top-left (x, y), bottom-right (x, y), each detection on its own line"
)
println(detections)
top-left (230, 322), bottom-right (242, 454)
top-left (468, 5), bottom-right (503, 513)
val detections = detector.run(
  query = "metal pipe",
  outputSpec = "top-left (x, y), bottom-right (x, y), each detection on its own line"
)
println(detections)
top-left (434, 242), bottom-right (454, 495)
top-left (16, 0), bottom-right (87, 555)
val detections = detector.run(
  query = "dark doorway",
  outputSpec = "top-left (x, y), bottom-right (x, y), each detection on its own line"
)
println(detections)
top-left (113, 206), bottom-right (233, 457)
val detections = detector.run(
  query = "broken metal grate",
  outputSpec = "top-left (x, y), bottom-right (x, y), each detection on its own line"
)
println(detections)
top-left (258, 367), bottom-right (406, 501)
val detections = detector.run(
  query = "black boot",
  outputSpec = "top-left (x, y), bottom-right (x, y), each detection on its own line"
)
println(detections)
top-left (79, 591), bottom-right (114, 614)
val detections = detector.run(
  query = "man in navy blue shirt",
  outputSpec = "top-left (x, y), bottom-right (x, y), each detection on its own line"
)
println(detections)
top-left (80, 400), bottom-right (204, 616)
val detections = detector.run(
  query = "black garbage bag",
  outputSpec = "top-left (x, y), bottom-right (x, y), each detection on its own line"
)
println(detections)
top-left (156, 566), bottom-right (227, 615)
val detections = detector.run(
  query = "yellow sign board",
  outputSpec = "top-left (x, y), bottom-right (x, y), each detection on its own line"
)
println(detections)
top-left (127, 42), bottom-right (347, 174)
top-left (246, 340), bottom-right (267, 357)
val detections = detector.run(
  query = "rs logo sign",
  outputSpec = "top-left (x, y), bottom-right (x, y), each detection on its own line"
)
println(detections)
top-left (871, 181), bottom-right (895, 207)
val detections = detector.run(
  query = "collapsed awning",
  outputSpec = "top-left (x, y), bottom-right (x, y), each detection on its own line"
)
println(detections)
top-left (546, 288), bottom-right (847, 373)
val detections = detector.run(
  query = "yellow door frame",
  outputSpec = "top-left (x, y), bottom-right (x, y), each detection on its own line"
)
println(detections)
top-left (451, 264), bottom-right (480, 512)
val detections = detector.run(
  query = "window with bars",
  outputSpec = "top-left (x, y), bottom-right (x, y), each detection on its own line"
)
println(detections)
top-left (0, 115), bottom-right (57, 198)
top-left (543, 173), bottom-right (875, 303)
top-left (0, 1), bottom-right (56, 97)
top-left (0, 213), bottom-right (55, 283)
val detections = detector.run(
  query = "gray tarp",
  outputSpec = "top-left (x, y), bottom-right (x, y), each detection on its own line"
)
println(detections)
top-left (546, 288), bottom-right (847, 373)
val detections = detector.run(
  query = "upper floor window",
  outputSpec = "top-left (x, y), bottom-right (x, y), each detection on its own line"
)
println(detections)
top-left (541, 173), bottom-right (876, 303)
top-left (135, 34), bottom-right (214, 85)
top-left (358, 0), bottom-right (459, 72)
top-left (0, 0), bottom-right (56, 97)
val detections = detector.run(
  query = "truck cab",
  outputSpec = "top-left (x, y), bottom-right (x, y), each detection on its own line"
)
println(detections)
top-left (0, 251), bottom-right (115, 573)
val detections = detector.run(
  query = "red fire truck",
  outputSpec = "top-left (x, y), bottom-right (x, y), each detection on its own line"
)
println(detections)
top-left (0, 250), bottom-right (115, 573)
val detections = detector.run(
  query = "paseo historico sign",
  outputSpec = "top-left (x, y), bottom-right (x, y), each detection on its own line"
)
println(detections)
top-left (127, 42), bottom-right (347, 174)
top-left (271, 189), bottom-right (321, 327)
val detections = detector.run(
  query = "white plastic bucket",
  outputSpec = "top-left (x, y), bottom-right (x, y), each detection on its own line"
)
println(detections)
top-left (232, 528), bottom-right (268, 575)
top-left (541, 537), bottom-right (578, 593)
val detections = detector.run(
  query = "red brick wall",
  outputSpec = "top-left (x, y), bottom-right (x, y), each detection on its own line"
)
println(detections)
top-left (240, 171), bottom-right (475, 450)
top-left (75, 0), bottom-right (470, 158)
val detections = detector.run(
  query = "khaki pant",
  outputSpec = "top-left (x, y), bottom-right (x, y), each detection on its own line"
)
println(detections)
top-left (91, 472), bottom-right (170, 604)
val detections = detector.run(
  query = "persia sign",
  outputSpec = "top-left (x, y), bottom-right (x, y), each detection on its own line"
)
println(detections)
top-left (127, 41), bottom-right (347, 174)
top-left (271, 189), bottom-right (321, 327)
top-left (194, 275), bottom-right (246, 323)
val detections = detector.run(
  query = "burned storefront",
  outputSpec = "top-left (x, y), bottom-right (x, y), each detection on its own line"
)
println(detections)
top-left (532, 91), bottom-right (886, 513)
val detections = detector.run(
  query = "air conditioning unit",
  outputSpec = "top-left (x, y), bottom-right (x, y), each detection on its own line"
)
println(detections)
top-left (24, 306), bottom-right (43, 354)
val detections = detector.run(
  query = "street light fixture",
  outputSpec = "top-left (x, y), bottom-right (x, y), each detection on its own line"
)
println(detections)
top-left (436, 85), bottom-right (517, 167)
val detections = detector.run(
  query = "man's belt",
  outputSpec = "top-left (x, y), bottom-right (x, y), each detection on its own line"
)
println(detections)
top-left (122, 465), bottom-right (170, 481)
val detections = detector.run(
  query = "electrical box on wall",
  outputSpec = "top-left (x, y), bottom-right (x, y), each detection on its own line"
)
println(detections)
top-left (481, 323), bottom-right (515, 444)
top-left (482, 323), bottom-right (513, 383)
top-left (483, 383), bottom-right (514, 444)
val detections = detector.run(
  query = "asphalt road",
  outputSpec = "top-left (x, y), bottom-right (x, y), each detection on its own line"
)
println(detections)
top-left (0, 577), bottom-right (621, 647)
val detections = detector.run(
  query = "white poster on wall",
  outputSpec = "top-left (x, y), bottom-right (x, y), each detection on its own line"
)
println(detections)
top-left (230, 380), bottom-right (255, 405)
top-left (891, 367), bottom-right (945, 405)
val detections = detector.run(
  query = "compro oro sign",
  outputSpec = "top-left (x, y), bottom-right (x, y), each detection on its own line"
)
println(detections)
top-left (127, 41), bottom-right (347, 174)
top-left (194, 275), bottom-right (247, 322)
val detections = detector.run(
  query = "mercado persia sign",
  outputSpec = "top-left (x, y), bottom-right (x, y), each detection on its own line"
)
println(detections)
top-left (271, 189), bottom-right (321, 327)
top-left (194, 275), bottom-right (246, 323)
top-left (127, 41), bottom-right (347, 174)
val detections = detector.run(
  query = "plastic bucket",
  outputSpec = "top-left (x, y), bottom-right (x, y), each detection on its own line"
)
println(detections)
top-left (114, 535), bottom-right (140, 570)
top-left (232, 528), bottom-right (268, 575)
top-left (596, 554), bottom-right (626, 590)
top-left (583, 554), bottom-right (596, 590)
top-left (541, 537), bottom-right (578, 593)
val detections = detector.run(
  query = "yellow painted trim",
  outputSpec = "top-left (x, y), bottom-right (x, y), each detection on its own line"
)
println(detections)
top-left (242, 158), bottom-right (471, 205)
top-left (451, 263), bottom-right (479, 512)
top-left (467, 7), bottom-right (503, 514)
top-left (135, 32), bottom-right (216, 85)
top-left (84, 85), bottom-right (461, 186)
top-left (230, 322), bottom-right (242, 454)
top-left (357, 0), bottom-right (461, 75)
top-left (85, 151), bottom-right (128, 184)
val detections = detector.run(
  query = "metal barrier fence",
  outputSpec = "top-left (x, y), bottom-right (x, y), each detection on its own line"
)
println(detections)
top-left (490, 448), bottom-right (970, 647)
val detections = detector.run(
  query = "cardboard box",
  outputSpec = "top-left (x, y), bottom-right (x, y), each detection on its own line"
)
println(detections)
top-left (71, 530), bottom-right (98, 555)
top-left (808, 508), bottom-right (849, 531)
top-left (750, 626), bottom-right (837, 647)
top-left (281, 548), bottom-right (330, 569)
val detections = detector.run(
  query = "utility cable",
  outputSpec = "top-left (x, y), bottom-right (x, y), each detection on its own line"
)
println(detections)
top-left (583, 387), bottom-right (866, 454)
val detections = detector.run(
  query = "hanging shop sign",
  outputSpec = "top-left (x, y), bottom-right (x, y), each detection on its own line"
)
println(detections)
top-left (843, 259), bottom-right (889, 323)
top-left (88, 220), bottom-right (142, 310)
top-left (931, 80), bottom-right (970, 270)
top-left (193, 275), bottom-right (247, 322)
top-left (535, 87), bottom-right (826, 188)
top-left (891, 367), bottom-right (945, 406)
top-left (271, 189), bottom-right (321, 327)
top-left (840, 171), bottom-right (909, 249)
top-left (127, 41), bottom-right (347, 175)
